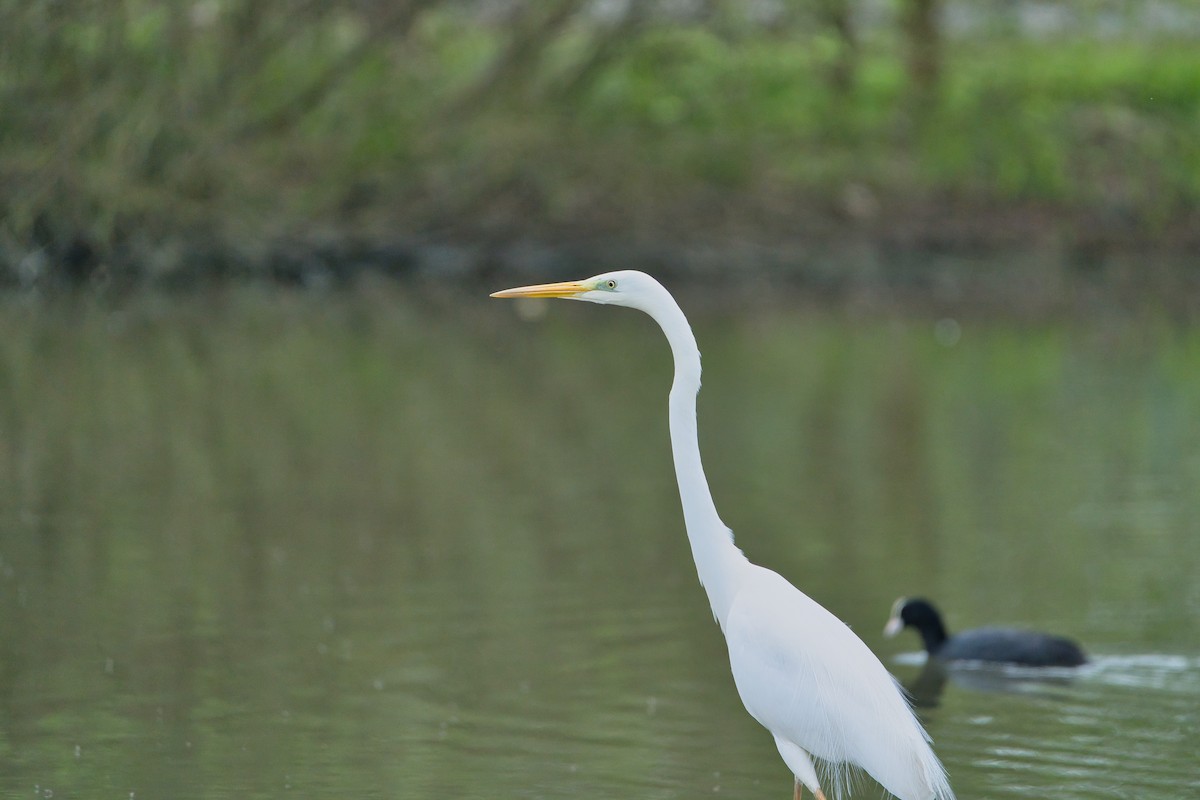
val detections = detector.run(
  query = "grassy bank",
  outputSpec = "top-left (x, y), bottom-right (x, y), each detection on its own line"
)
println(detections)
top-left (2, 3), bottom-right (1198, 292)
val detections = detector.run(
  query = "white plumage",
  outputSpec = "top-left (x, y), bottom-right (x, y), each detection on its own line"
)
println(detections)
top-left (727, 565), bottom-right (951, 799)
top-left (492, 270), bottom-right (954, 800)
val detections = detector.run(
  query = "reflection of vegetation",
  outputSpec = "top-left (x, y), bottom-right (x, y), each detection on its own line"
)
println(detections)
top-left (3, 1), bottom-right (1198, 283)
top-left (0, 293), bottom-right (1197, 795)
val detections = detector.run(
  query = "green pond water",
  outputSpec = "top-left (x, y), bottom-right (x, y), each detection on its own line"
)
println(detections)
top-left (0, 285), bottom-right (1196, 799)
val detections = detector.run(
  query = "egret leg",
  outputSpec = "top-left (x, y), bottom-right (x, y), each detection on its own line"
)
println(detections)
top-left (775, 737), bottom-right (823, 800)
top-left (792, 779), bottom-right (827, 800)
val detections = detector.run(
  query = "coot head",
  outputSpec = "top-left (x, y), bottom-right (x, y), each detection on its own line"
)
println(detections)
top-left (884, 597), bottom-right (949, 654)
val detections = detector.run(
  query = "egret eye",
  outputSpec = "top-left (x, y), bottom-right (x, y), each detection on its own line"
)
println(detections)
top-left (605, 279), bottom-right (617, 290)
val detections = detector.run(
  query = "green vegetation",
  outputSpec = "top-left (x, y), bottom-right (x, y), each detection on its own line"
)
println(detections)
top-left (2, 2), bottom-right (1198, 286)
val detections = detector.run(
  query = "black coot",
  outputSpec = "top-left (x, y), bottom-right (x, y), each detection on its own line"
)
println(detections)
top-left (884, 597), bottom-right (1088, 667)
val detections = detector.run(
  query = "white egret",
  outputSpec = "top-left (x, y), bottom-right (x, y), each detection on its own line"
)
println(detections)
top-left (492, 271), bottom-right (953, 800)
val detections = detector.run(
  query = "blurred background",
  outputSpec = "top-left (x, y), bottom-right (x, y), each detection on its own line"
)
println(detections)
top-left (0, 2), bottom-right (1199, 799)
top-left (2, 0), bottom-right (1198, 303)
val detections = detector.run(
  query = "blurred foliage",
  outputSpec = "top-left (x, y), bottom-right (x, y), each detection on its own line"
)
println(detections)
top-left (1, 0), bottom-right (1198, 258)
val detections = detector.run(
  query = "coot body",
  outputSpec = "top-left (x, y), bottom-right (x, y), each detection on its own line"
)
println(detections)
top-left (884, 597), bottom-right (1088, 667)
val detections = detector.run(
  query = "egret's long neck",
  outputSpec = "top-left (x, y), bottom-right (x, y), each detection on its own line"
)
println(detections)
top-left (646, 293), bottom-right (747, 627)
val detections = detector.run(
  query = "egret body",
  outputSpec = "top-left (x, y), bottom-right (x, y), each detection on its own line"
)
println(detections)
top-left (492, 271), bottom-right (953, 800)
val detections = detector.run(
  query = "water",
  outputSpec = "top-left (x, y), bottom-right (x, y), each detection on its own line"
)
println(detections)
top-left (0, 287), bottom-right (1196, 799)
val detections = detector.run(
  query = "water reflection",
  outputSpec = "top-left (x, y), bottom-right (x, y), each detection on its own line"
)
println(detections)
top-left (0, 290), bottom-right (1196, 799)
top-left (896, 655), bottom-right (1087, 708)
top-left (899, 652), bottom-right (1200, 798)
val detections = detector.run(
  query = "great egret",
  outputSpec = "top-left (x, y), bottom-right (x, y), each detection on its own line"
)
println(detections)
top-left (885, 597), bottom-right (1088, 667)
top-left (492, 271), bottom-right (953, 800)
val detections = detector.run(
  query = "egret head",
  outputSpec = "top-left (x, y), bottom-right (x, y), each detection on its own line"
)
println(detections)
top-left (491, 270), bottom-right (667, 313)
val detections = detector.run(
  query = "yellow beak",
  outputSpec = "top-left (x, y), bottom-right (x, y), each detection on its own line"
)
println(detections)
top-left (490, 280), bottom-right (589, 299)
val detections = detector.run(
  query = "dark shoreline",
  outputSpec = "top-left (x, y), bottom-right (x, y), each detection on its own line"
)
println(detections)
top-left (6, 203), bottom-right (1198, 316)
